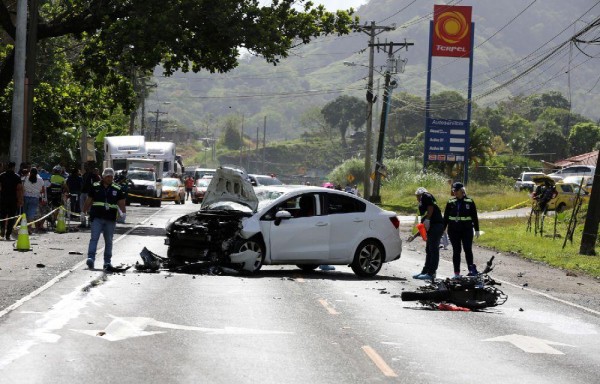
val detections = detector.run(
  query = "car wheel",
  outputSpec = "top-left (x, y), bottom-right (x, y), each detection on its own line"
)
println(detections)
top-left (233, 236), bottom-right (265, 273)
top-left (556, 202), bottom-right (566, 213)
top-left (351, 240), bottom-right (384, 278)
top-left (192, 199), bottom-right (198, 204)
top-left (297, 264), bottom-right (319, 272)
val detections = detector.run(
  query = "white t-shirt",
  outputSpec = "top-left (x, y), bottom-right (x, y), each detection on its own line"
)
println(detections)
top-left (23, 175), bottom-right (45, 198)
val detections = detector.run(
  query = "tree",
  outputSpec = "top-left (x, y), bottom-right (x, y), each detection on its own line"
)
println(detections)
top-left (568, 122), bottom-right (600, 155)
top-left (0, 0), bottom-right (357, 158)
top-left (528, 120), bottom-right (567, 161)
top-left (221, 120), bottom-right (242, 150)
top-left (321, 95), bottom-right (366, 147)
top-left (388, 92), bottom-right (425, 143)
top-left (299, 106), bottom-right (333, 141)
top-left (525, 91), bottom-right (570, 121)
top-left (537, 107), bottom-right (589, 137)
top-left (503, 115), bottom-right (534, 153)
top-left (429, 91), bottom-right (468, 120)
top-left (468, 123), bottom-right (494, 167)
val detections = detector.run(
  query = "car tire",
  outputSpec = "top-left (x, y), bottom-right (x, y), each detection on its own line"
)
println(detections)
top-left (556, 202), bottom-right (566, 213)
top-left (297, 264), bottom-right (319, 272)
top-left (233, 236), bottom-right (265, 273)
top-left (351, 240), bottom-right (384, 278)
top-left (192, 199), bottom-right (198, 204)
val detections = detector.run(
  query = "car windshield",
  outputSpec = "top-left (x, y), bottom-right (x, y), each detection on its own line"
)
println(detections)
top-left (163, 179), bottom-right (179, 187)
top-left (196, 178), bottom-right (211, 187)
top-left (523, 173), bottom-right (543, 181)
top-left (255, 176), bottom-right (283, 186)
top-left (255, 190), bottom-right (287, 201)
top-left (128, 171), bottom-right (155, 181)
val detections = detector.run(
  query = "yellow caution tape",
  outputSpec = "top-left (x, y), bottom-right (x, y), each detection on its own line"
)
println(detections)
top-left (14, 208), bottom-right (60, 230)
top-left (500, 199), bottom-right (530, 211)
top-left (0, 214), bottom-right (22, 223)
top-left (127, 193), bottom-right (163, 200)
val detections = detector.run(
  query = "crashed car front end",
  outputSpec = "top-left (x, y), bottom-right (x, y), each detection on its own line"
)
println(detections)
top-left (164, 166), bottom-right (260, 268)
top-left (165, 208), bottom-right (253, 263)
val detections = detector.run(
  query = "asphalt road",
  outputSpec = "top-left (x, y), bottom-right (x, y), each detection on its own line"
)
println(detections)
top-left (0, 202), bottom-right (599, 383)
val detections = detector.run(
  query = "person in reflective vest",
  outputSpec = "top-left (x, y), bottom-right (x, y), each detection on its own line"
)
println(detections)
top-left (48, 165), bottom-right (69, 221)
top-left (82, 168), bottom-right (126, 271)
top-left (443, 182), bottom-right (480, 278)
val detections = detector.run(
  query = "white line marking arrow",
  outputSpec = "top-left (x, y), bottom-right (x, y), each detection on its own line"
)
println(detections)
top-left (72, 316), bottom-right (293, 341)
top-left (484, 334), bottom-right (575, 355)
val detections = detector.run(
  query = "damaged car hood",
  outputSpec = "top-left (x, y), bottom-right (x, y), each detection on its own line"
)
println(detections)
top-left (200, 166), bottom-right (258, 212)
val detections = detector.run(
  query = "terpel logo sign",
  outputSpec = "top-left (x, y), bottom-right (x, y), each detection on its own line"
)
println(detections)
top-left (432, 5), bottom-right (472, 58)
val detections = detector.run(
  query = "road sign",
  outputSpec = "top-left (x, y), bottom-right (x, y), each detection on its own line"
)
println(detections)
top-left (424, 118), bottom-right (468, 162)
top-left (347, 174), bottom-right (355, 183)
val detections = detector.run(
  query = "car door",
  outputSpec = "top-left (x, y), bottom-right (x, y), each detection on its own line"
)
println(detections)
top-left (266, 193), bottom-right (330, 261)
top-left (325, 192), bottom-right (368, 262)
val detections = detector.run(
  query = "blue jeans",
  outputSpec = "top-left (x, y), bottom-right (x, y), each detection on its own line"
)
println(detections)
top-left (24, 196), bottom-right (39, 222)
top-left (424, 222), bottom-right (444, 275)
top-left (87, 218), bottom-right (117, 265)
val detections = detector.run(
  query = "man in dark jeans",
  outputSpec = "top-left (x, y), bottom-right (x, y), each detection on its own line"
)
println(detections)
top-left (0, 161), bottom-right (24, 240)
top-left (413, 187), bottom-right (444, 280)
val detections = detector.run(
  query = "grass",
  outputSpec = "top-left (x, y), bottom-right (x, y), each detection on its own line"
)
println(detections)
top-left (476, 216), bottom-right (600, 278)
top-left (379, 180), bottom-right (530, 214)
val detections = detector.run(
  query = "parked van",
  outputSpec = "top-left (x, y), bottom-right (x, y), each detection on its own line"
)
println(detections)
top-left (548, 165), bottom-right (595, 181)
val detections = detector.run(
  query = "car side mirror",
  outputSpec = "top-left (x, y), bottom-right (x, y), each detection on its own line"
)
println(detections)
top-left (274, 210), bottom-right (292, 226)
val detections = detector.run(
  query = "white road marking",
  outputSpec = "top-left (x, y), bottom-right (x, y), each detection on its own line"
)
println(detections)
top-left (72, 316), bottom-right (293, 341)
top-left (0, 208), bottom-right (165, 320)
top-left (484, 334), bottom-right (575, 355)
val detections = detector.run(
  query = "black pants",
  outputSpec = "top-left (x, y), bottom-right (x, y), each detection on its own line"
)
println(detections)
top-left (423, 223), bottom-right (444, 275)
top-left (0, 204), bottom-right (19, 239)
top-left (448, 225), bottom-right (474, 273)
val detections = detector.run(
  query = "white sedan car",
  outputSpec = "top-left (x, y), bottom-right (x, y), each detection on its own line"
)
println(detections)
top-left (165, 167), bottom-right (402, 277)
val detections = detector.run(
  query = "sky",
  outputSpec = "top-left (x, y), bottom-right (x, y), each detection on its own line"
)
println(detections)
top-left (317, 0), bottom-right (368, 11)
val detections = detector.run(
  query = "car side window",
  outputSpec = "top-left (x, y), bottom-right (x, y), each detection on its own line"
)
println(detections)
top-left (325, 193), bottom-right (366, 214)
top-left (560, 184), bottom-right (573, 193)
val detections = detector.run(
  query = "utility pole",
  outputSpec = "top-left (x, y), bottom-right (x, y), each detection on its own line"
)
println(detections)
top-left (370, 40), bottom-right (414, 204)
top-left (152, 109), bottom-right (167, 141)
top-left (359, 21), bottom-right (395, 200)
top-left (9, 0), bottom-right (28, 164)
top-left (239, 114), bottom-right (244, 167)
top-left (24, 0), bottom-right (39, 162)
top-left (262, 116), bottom-right (267, 173)
top-left (580, 153), bottom-right (600, 255)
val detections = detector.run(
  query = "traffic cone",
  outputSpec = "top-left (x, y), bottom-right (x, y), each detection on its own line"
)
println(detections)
top-left (55, 206), bottom-right (67, 233)
top-left (16, 214), bottom-right (31, 252)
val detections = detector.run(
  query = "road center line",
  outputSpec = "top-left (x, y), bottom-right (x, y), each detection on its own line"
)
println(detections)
top-left (318, 299), bottom-right (339, 315)
top-left (0, 208), bottom-right (165, 319)
top-left (362, 345), bottom-right (398, 377)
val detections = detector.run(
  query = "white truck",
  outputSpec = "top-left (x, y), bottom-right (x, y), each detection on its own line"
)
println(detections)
top-left (103, 135), bottom-right (147, 171)
top-left (145, 141), bottom-right (183, 177)
top-left (125, 158), bottom-right (163, 207)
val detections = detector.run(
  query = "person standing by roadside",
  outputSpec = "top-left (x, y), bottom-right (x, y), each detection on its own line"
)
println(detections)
top-left (443, 182), bottom-right (480, 278)
top-left (413, 187), bottom-right (444, 280)
top-left (80, 162), bottom-right (99, 228)
top-left (22, 167), bottom-right (46, 231)
top-left (82, 168), bottom-right (126, 271)
top-left (66, 167), bottom-right (83, 216)
top-left (0, 161), bottom-right (24, 240)
top-left (184, 176), bottom-right (194, 201)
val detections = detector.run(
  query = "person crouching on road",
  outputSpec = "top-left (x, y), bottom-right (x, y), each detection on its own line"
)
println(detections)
top-left (443, 182), bottom-right (480, 278)
top-left (82, 168), bottom-right (126, 272)
top-left (413, 187), bottom-right (444, 280)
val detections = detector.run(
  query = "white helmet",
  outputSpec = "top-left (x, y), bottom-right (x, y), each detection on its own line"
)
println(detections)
top-left (415, 187), bottom-right (428, 195)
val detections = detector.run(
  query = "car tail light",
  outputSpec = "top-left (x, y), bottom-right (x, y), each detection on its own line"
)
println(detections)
top-left (389, 216), bottom-right (400, 229)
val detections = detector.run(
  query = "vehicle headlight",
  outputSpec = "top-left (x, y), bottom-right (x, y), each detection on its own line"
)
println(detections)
top-left (147, 185), bottom-right (155, 190)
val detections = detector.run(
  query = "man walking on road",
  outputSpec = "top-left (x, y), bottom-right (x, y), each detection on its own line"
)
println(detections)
top-left (0, 161), bottom-right (24, 240)
top-left (413, 187), bottom-right (444, 280)
top-left (82, 168), bottom-right (126, 271)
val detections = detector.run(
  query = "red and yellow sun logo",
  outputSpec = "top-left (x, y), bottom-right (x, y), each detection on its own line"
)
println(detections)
top-left (435, 11), bottom-right (469, 44)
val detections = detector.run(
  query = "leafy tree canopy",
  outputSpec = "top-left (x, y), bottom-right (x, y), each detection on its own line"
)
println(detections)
top-left (568, 122), bottom-right (600, 156)
top-left (321, 95), bottom-right (366, 146)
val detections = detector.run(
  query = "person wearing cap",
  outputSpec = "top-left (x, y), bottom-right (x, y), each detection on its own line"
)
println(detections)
top-left (413, 187), bottom-right (445, 280)
top-left (82, 168), bottom-right (126, 271)
top-left (0, 161), bottom-right (24, 240)
top-left (443, 182), bottom-right (480, 278)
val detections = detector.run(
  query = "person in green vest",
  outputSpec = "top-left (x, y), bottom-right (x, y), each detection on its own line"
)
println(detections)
top-left (443, 182), bottom-right (481, 278)
top-left (82, 168), bottom-right (126, 272)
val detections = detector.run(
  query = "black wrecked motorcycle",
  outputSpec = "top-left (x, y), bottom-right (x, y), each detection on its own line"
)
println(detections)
top-left (401, 256), bottom-right (508, 310)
